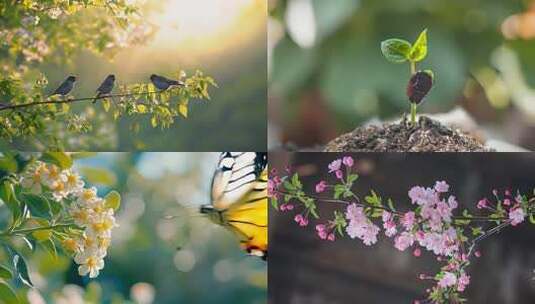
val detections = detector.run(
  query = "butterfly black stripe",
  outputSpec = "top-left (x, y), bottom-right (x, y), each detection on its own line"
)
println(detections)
top-left (229, 220), bottom-right (268, 228)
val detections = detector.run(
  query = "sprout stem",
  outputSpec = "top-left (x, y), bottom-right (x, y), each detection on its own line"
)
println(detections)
top-left (410, 103), bottom-right (417, 124)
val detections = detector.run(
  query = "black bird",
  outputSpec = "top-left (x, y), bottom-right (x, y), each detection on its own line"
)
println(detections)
top-left (49, 76), bottom-right (77, 98)
top-left (93, 74), bottom-right (116, 103)
top-left (150, 74), bottom-right (184, 91)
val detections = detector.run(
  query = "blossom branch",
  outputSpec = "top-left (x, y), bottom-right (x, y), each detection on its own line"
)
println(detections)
top-left (269, 156), bottom-right (535, 303)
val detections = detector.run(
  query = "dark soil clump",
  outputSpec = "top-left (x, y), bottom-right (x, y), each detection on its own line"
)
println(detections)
top-left (324, 116), bottom-right (492, 152)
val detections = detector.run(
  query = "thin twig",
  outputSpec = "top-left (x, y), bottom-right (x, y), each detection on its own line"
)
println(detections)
top-left (0, 91), bottom-right (164, 112)
top-left (0, 223), bottom-right (76, 237)
top-left (275, 189), bottom-right (512, 222)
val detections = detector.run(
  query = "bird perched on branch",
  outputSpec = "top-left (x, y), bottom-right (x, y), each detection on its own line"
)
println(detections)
top-left (48, 75), bottom-right (77, 98)
top-left (150, 74), bottom-right (184, 91)
top-left (93, 74), bottom-right (116, 103)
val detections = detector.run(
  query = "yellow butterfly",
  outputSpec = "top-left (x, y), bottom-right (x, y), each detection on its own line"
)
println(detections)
top-left (200, 152), bottom-right (268, 260)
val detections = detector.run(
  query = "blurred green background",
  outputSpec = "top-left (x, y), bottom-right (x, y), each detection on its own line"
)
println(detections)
top-left (1, 0), bottom-right (267, 151)
top-left (268, 0), bottom-right (535, 150)
top-left (21, 153), bottom-right (266, 304)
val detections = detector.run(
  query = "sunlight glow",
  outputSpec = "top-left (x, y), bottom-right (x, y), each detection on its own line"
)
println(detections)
top-left (149, 0), bottom-right (264, 54)
top-left (114, 0), bottom-right (266, 72)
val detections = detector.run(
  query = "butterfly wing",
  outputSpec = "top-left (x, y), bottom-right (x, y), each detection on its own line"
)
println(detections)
top-left (211, 152), bottom-right (266, 210)
top-left (225, 168), bottom-right (267, 259)
top-left (209, 152), bottom-right (268, 259)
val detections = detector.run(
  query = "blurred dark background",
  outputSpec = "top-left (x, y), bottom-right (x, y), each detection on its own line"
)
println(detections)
top-left (268, 0), bottom-right (535, 150)
top-left (269, 153), bottom-right (535, 304)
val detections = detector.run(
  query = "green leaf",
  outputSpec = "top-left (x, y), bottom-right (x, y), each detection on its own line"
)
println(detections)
top-left (0, 180), bottom-right (14, 203)
top-left (0, 265), bottom-right (13, 280)
top-left (380, 38), bottom-right (412, 63)
top-left (387, 198), bottom-right (396, 212)
top-left (71, 152), bottom-right (98, 159)
top-left (408, 29), bottom-right (428, 62)
top-left (104, 191), bottom-right (121, 211)
top-left (347, 174), bottom-right (358, 184)
top-left (471, 226), bottom-right (484, 236)
top-left (0, 282), bottom-right (19, 304)
top-left (291, 173), bottom-right (302, 189)
top-left (41, 152), bottom-right (73, 169)
top-left (40, 239), bottom-right (57, 259)
top-left (270, 197), bottom-right (279, 210)
top-left (333, 184), bottom-right (345, 199)
top-left (12, 253), bottom-right (33, 288)
top-left (79, 167), bottom-right (117, 186)
top-left (21, 193), bottom-right (51, 218)
top-left (32, 229), bottom-right (52, 242)
top-left (529, 213), bottom-right (535, 225)
top-left (0, 181), bottom-right (21, 225)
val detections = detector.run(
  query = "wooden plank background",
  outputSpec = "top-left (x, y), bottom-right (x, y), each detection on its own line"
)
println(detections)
top-left (269, 153), bottom-right (535, 304)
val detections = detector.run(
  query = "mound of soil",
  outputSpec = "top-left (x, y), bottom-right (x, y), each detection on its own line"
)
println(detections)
top-left (324, 116), bottom-right (492, 152)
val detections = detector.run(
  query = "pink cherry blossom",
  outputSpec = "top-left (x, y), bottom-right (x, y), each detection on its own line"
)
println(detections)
top-left (477, 198), bottom-right (488, 209)
top-left (394, 232), bottom-right (414, 251)
top-left (401, 211), bottom-right (416, 230)
top-left (345, 204), bottom-right (380, 246)
top-left (342, 156), bottom-right (354, 167)
top-left (294, 214), bottom-right (308, 226)
top-left (434, 181), bottom-right (449, 193)
top-left (509, 207), bottom-right (525, 226)
top-left (315, 181), bottom-right (327, 193)
top-left (328, 159), bottom-right (342, 173)
top-left (457, 272), bottom-right (470, 292)
top-left (438, 272), bottom-right (457, 288)
top-left (280, 203), bottom-right (294, 211)
top-left (335, 170), bottom-right (343, 179)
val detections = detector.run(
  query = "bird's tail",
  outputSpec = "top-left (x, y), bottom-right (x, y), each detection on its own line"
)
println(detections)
top-left (92, 93), bottom-right (101, 104)
top-left (170, 80), bottom-right (185, 87)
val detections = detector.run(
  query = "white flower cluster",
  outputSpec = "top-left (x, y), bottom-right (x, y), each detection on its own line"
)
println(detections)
top-left (20, 162), bottom-right (118, 278)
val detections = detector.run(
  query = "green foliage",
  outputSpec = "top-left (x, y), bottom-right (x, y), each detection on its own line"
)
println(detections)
top-left (409, 29), bottom-right (428, 63)
top-left (0, 152), bottom-right (120, 299)
top-left (0, 70), bottom-right (217, 150)
top-left (380, 29), bottom-right (429, 66)
top-left (380, 39), bottom-right (412, 63)
top-left (0, 1), bottom-right (218, 150)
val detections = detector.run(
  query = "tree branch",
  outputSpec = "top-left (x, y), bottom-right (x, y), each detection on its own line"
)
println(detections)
top-left (0, 91), bottom-right (165, 112)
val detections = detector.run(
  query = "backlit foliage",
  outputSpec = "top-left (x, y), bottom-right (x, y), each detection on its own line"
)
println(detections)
top-left (0, 0), bottom-right (217, 150)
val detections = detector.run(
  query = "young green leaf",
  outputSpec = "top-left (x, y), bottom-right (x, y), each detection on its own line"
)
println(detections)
top-left (409, 29), bottom-right (428, 62)
top-left (270, 197), bottom-right (279, 210)
top-left (380, 38), bottom-right (412, 63)
top-left (12, 253), bottom-right (33, 288)
top-left (0, 264), bottom-right (13, 280)
top-left (21, 193), bottom-right (51, 219)
top-left (0, 282), bottom-right (19, 304)
top-left (41, 152), bottom-right (73, 169)
top-left (104, 190), bottom-right (121, 211)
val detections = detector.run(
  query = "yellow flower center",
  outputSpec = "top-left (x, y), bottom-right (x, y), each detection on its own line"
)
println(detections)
top-left (92, 218), bottom-right (113, 233)
top-left (62, 238), bottom-right (78, 251)
top-left (86, 256), bottom-right (97, 268)
top-left (32, 171), bottom-right (41, 183)
top-left (73, 209), bottom-right (89, 222)
top-left (82, 189), bottom-right (95, 201)
top-left (98, 237), bottom-right (110, 248)
top-left (53, 182), bottom-right (65, 192)
top-left (84, 237), bottom-right (95, 248)
top-left (48, 165), bottom-right (60, 180)
top-left (67, 174), bottom-right (77, 186)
